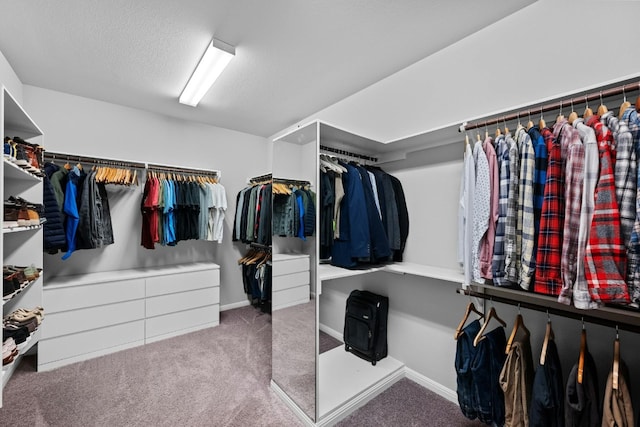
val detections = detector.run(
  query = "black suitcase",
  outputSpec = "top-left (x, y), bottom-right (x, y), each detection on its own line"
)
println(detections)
top-left (343, 289), bottom-right (389, 365)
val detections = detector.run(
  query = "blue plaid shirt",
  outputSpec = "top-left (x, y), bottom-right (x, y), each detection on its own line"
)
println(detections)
top-left (492, 134), bottom-right (510, 286)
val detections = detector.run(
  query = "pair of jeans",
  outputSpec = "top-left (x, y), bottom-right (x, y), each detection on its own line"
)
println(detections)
top-left (471, 326), bottom-right (506, 426)
top-left (455, 319), bottom-right (481, 419)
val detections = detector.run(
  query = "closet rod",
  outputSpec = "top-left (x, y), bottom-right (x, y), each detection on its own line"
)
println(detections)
top-left (319, 145), bottom-right (378, 163)
top-left (460, 80), bottom-right (640, 132)
top-left (249, 173), bottom-right (272, 183)
top-left (44, 151), bottom-right (146, 169)
top-left (249, 242), bottom-right (272, 251)
top-left (273, 177), bottom-right (311, 186)
top-left (458, 283), bottom-right (640, 332)
top-left (146, 162), bottom-right (219, 177)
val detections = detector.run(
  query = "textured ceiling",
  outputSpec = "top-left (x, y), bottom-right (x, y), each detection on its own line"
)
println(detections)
top-left (0, 0), bottom-right (534, 138)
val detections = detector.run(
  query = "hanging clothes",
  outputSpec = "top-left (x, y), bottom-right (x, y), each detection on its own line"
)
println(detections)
top-left (499, 323), bottom-right (534, 427)
top-left (529, 340), bottom-right (564, 427)
top-left (565, 348), bottom-right (600, 426)
top-left (233, 181), bottom-right (273, 245)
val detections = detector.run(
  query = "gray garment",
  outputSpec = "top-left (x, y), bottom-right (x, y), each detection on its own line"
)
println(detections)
top-left (334, 174), bottom-right (345, 238)
top-left (379, 171), bottom-right (401, 251)
top-left (235, 187), bottom-right (250, 240)
top-left (50, 167), bottom-right (69, 215)
top-left (245, 185), bottom-right (259, 242)
top-left (273, 192), bottom-right (297, 236)
top-left (78, 171), bottom-right (104, 249)
top-left (198, 184), bottom-right (212, 240)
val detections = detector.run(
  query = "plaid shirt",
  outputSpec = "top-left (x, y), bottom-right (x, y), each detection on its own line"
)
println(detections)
top-left (584, 138), bottom-right (630, 304)
top-left (573, 118), bottom-right (600, 309)
top-left (517, 128), bottom-right (536, 290)
top-left (557, 121), bottom-right (584, 305)
top-left (622, 106), bottom-right (640, 305)
top-left (505, 134), bottom-right (520, 284)
top-left (534, 127), bottom-right (564, 295)
top-left (492, 134), bottom-right (511, 286)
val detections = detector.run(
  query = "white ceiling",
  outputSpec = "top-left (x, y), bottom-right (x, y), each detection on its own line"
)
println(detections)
top-left (0, 0), bottom-right (534, 138)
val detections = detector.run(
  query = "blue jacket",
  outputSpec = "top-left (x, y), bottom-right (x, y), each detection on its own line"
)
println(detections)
top-left (355, 165), bottom-right (390, 262)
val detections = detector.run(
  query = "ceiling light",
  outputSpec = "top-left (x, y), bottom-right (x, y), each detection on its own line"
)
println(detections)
top-left (179, 38), bottom-right (235, 107)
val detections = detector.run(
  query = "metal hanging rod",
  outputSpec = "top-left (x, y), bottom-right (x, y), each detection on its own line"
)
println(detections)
top-left (249, 173), bottom-right (272, 183)
top-left (460, 80), bottom-right (640, 132)
top-left (319, 145), bottom-right (378, 163)
top-left (273, 177), bottom-right (311, 186)
top-left (249, 242), bottom-right (272, 251)
top-left (44, 151), bottom-right (146, 169)
top-left (458, 284), bottom-right (640, 332)
top-left (146, 162), bottom-right (219, 177)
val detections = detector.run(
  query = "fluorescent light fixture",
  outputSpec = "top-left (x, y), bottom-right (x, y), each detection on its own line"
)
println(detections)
top-left (179, 38), bottom-right (235, 107)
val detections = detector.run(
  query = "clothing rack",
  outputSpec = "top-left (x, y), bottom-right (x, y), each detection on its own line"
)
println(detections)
top-left (249, 173), bottom-right (272, 184)
top-left (44, 151), bottom-right (146, 169)
top-left (319, 145), bottom-right (378, 163)
top-left (460, 78), bottom-right (640, 132)
top-left (273, 177), bottom-right (311, 187)
top-left (249, 242), bottom-right (272, 252)
top-left (44, 151), bottom-right (220, 178)
top-left (458, 283), bottom-right (640, 333)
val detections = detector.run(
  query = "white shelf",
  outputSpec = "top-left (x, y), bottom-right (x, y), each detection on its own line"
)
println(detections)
top-left (3, 88), bottom-right (43, 139)
top-left (2, 273), bottom-right (43, 306)
top-left (3, 223), bottom-right (44, 234)
top-left (2, 328), bottom-right (41, 389)
top-left (319, 262), bottom-right (463, 284)
top-left (2, 159), bottom-right (42, 182)
top-left (318, 346), bottom-right (404, 420)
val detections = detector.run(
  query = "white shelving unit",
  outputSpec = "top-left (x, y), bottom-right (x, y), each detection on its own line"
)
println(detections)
top-left (1, 87), bottom-right (45, 408)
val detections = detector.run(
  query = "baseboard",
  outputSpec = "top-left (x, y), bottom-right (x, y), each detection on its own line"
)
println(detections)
top-left (318, 323), bottom-right (342, 342)
top-left (404, 367), bottom-right (458, 404)
top-left (220, 300), bottom-right (250, 311)
top-left (271, 380), bottom-right (315, 427)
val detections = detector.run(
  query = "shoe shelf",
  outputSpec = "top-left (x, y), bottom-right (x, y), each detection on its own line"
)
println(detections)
top-left (3, 159), bottom-right (43, 182)
top-left (1, 329), bottom-right (41, 388)
top-left (2, 222), bottom-right (45, 234)
top-left (3, 273), bottom-right (43, 307)
top-left (2, 89), bottom-right (42, 140)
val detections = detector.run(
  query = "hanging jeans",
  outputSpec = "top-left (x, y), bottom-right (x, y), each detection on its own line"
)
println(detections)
top-left (471, 326), bottom-right (506, 426)
top-left (455, 319), bottom-right (481, 420)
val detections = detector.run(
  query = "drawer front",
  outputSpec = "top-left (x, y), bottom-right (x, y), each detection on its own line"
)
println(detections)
top-left (42, 299), bottom-right (145, 339)
top-left (146, 287), bottom-right (220, 318)
top-left (145, 269), bottom-right (219, 297)
top-left (273, 285), bottom-right (310, 310)
top-left (44, 278), bottom-right (145, 313)
top-left (272, 271), bottom-right (309, 292)
top-left (146, 305), bottom-right (219, 339)
top-left (38, 320), bottom-right (145, 365)
top-left (272, 257), bottom-right (309, 277)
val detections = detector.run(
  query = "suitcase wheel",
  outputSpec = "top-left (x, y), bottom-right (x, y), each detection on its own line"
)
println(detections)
top-left (372, 360), bottom-right (377, 366)
top-left (345, 344), bottom-right (349, 352)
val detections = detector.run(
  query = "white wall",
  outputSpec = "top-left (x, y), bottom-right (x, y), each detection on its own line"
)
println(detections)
top-left (0, 50), bottom-right (23, 104)
top-left (294, 0), bottom-right (640, 144)
top-left (23, 85), bottom-right (271, 307)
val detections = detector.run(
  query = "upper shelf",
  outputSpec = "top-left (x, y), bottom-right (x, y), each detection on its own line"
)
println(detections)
top-left (3, 88), bottom-right (43, 139)
top-left (319, 262), bottom-right (463, 284)
top-left (3, 159), bottom-right (42, 182)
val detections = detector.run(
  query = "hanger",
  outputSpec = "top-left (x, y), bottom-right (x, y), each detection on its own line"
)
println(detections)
top-left (503, 117), bottom-right (509, 135)
top-left (484, 122), bottom-right (489, 140)
top-left (584, 96), bottom-right (593, 119)
top-left (568, 98), bottom-right (578, 125)
top-left (505, 305), bottom-right (529, 354)
top-left (555, 101), bottom-right (565, 124)
top-left (540, 311), bottom-right (554, 365)
top-left (538, 108), bottom-right (546, 129)
top-left (473, 305), bottom-right (506, 347)
top-left (578, 318), bottom-right (587, 384)
top-left (597, 91), bottom-right (608, 116)
top-left (494, 122), bottom-right (502, 138)
top-left (526, 110), bottom-right (534, 130)
top-left (619, 87), bottom-right (631, 119)
top-left (454, 301), bottom-right (483, 340)
top-left (612, 326), bottom-right (620, 390)
top-left (516, 112), bottom-right (524, 132)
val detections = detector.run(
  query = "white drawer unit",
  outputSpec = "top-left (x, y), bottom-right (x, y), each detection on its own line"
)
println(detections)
top-left (40, 263), bottom-right (220, 371)
top-left (272, 254), bottom-right (310, 311)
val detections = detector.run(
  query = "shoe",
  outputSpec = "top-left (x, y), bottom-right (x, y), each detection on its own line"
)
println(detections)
top-left (3, 202), bottom-right (20, 228)
top-left (13, 143), bottom-right (29, 167)
top-left (3, 325), bottom-right (28, 344)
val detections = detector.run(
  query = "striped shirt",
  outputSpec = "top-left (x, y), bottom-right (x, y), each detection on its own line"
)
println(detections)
top-left (517, 128), bottom-right (536, 291)
top-left (573, 118), bottom-right (600, 309)
top-left (492, 134), bottom-right (511, 286)
top-left (534, 127), bottom-right (564, 296)
top-left (505, 133), bottom-right (521, 284)
top-left (557, 121), bottom-right (584, 305)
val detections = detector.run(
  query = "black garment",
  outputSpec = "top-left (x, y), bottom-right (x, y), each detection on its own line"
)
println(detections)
top-left (320, 171), bottom-right (335, 259)
top-left (257, 184), bottom-right (272, 245)
top-left (389, 174), bottom-right (409, 261)
top-left (530, 340), bottom-right (564, 427)
top-left (565, 349), bottom-right (600, 427)
top-left (455, 319), bottom-right (481, 420)
top-left (302, 188), bottom-right (316, 237)
top-left (232, 190), bottom-right (242, 242)
top-left (355, 165), bottom-right (390, 263)
top-left (43, 163), bottom-right (67, 253)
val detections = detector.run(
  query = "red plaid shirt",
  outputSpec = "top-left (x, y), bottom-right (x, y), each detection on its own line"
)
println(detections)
top-left (584, 139), bottom-right (630, 304)
top-left (534, 128), bottom-right (565, 295)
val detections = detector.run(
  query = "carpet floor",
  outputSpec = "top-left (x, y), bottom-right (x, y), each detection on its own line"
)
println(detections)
top-left (1, 306), bottom-right (482, 426)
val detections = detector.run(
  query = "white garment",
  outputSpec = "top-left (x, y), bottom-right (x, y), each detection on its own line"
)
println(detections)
top-left (458, 142), bottom-right (475, 286)
top-left (206, 182), bottom-right (227, 243)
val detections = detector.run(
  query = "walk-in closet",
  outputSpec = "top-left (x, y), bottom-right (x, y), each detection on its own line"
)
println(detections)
top-left (3, 0), bottom-right (640, 426)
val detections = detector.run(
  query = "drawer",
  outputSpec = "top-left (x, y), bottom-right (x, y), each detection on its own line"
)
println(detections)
top-left (272, 271), bottom-right (309, 292)
top-left (146, 269), bottom-right (219, 297)
top-left (44, 278), bottom-right (145, 313)
top-left (146, 304), bottom-right (219, 339)
top-left (272, 257), bottom-right (309, 277)
top-left (42, 299), bottom-right (145, 338)
top-left (38, 320), bottom-right (145, 365)
top-left (146, 287), bottom-right (220, 317)
top-left (273, 285), bottom-right (310, 311)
